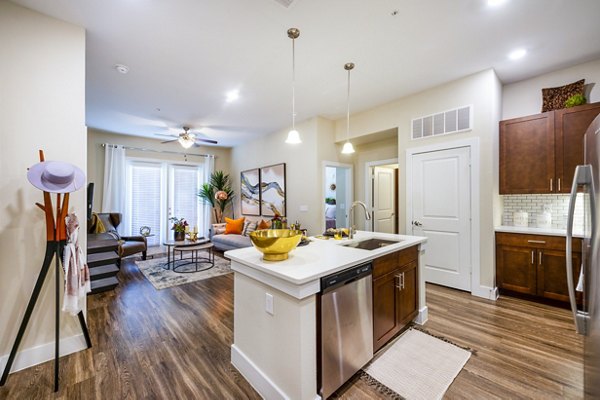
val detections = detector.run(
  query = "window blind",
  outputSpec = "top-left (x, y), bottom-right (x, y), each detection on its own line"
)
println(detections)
top-left (171, 165), bottom-right (201, 231)
top-left (129, 162), bottom-right (162, 246)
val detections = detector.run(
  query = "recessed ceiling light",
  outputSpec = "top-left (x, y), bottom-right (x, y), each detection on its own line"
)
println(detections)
top-left (508, 48), bottom-right (527, 60)
top-left (226, 90), bottom-right (240, 103)
top-left (487, 0), bottom-right (507, 6)
top-left (114, 64), bottom-right (129, 74)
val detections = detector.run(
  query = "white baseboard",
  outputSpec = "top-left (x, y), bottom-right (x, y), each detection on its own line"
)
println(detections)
top-left (415, 306), bottom-right (428, 325)
top-left (471, 285), bottom-right (499, 300)
top-left (231, 344), bottom-right (289, 400)
top-left (0, 334), bottom-right (88, 375)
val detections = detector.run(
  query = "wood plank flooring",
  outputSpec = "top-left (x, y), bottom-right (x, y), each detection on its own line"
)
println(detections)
top-left (0, 256), bottom-right (583, 399)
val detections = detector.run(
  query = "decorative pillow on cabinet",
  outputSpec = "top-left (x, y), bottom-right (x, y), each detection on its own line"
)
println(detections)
top-left (541, 79), bottom-right (585, 112)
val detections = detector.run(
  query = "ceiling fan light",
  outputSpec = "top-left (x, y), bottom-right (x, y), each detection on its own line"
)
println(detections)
top-left (285, 129), bottom-right (302, 144)
top-left (341, 141), bottom-right (355, 154)
top-left (178, 136), bottom-right (195, 149)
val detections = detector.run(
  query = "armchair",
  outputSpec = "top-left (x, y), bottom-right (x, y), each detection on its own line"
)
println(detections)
top-left (89, 213), bottom-right (147, 261)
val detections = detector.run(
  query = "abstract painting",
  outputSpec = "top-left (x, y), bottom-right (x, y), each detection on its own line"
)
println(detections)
top-left (260, 163), bottom-right (286, 216)
top-left (241, 168), bottom-right (261, 216)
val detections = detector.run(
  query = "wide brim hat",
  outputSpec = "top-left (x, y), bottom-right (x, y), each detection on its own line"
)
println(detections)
top-left (27, 161), bottom-right (86, 194)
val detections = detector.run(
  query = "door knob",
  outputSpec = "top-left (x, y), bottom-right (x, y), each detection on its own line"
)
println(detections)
top-left (412, 220), bottom-right (423, 227)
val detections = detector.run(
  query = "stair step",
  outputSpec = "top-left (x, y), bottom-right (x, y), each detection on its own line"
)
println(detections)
top-left (89, 263), bottom-right (119, 280)
top-left (88, 239), bottom-right (118, 254)
top-left (89, 276), bottom-right (119, 294)
top-left (88, 251), bottom-right (120, 268)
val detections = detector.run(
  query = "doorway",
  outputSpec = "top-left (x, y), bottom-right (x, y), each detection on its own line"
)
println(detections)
top-left (322, 162), bottom-right (353, 233)
top-left (366, 159), bottom-right (399, 234)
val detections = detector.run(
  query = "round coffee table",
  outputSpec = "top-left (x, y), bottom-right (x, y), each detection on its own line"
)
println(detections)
top-left (163, 239), bottom-right (214, 273)
top-left (173, 242), bottom-right (214, 273)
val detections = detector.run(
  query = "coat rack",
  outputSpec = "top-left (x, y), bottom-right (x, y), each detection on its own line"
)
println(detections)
top-left (0, 150), bottom-right (92, 392)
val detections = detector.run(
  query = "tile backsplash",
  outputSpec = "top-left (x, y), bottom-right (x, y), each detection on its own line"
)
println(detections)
top-left (502, 194), bottom-right (584, 231)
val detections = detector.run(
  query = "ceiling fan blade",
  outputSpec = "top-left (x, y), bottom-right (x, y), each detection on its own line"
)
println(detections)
top-left (195, 138), bottom-right (218, 144)
top-left (161, 139), bottom-right (178, 144)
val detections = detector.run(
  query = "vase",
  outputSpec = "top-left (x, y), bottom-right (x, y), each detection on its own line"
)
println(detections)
top-left (213, 207), bottom-right (223, 224)
top-left (174, 231), bottom-right (185, 242)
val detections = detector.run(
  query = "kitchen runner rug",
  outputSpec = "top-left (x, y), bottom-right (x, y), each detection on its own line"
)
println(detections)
top-left (135, 256), bottom-right (231, 290)
top-left (361, 328), bottom-right (471, 400)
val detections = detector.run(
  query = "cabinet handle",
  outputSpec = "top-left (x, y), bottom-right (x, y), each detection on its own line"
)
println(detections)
top-left (550, 178), bottom-right (553, 192)
top-left (527, 240), bottom-right (546, 244)
top-left (395, 274), bottom-right (401, 290)
top-left (531, 250), bottom-right (534, 264)
top-left (401, 272), bottom-right (405, 290)
top-left (539, 251), bottom-right (542, 265)
top-left (558, 178), bottom-right (561, 192)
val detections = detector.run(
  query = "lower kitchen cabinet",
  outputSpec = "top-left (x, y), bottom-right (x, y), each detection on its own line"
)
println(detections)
top-left (496, 232), bottom-right (582, 304)
top-left (373, 246), bottom-right (418, 352)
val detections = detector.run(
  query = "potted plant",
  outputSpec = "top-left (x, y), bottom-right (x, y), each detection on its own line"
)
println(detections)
top-left (169, 217), bottom-right (188, 241)
top-left (198, 171), bottom-right (235, 223)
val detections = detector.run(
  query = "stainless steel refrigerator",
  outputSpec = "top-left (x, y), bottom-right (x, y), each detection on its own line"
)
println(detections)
top-left (567, 114), bottom-right (600, 399)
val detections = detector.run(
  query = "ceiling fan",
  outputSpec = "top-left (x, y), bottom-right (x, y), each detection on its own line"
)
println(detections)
top-left (155, 127), bottom-right (218, 148)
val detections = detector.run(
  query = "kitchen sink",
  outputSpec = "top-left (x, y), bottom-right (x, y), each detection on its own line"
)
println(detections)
top-left (342, 238), bottom-right (402, 250)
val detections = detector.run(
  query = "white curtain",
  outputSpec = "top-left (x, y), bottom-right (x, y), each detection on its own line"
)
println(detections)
top-left (202, 155), bottom-right (215, 238)
top-left (102, 144), bottom-right (127, 234)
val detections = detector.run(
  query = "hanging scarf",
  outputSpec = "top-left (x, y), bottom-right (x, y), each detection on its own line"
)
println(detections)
top-left (62, 213), bottom-right (91, 315)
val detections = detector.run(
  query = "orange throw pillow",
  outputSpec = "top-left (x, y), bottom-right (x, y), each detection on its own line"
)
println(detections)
top-left (225, 217), bottom-right (245, 235)
top-left (257, 219), bottom-right (271, 230)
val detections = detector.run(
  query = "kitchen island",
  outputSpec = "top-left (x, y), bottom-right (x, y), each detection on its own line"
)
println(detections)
top-left (226, 230), bottom-right (427, 400)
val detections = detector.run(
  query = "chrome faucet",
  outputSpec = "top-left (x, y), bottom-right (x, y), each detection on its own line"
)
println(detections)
top-left (348, 201), bottom-right (371, 239)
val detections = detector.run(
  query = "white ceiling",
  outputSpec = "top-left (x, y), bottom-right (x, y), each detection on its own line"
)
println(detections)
top-left (11, 0), bottom-right (600, 147)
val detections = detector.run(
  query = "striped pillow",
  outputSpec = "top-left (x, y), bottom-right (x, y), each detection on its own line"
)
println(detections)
top-left (242, 221), bottom-right (257, 236)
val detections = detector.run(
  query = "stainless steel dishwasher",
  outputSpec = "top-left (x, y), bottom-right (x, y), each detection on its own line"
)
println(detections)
top-left (319, 262), bottom-right (373, 399)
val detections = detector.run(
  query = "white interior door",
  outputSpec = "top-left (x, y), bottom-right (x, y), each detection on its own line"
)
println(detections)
top-left (410, 147), bottom-right (471, 291)
top-left (373, 167), bottom-right (396, 233)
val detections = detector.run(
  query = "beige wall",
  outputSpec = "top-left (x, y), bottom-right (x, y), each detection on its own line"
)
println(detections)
top-left (333, 69), bottom-right (502, 291)
top-left (502, 58), bottom-right (600, 120)
top-left (87, 128), bottom-right (232, 212)
top-left (0, 2), bottom-right (87, 369)
top-left (231, 117), bottom-right (338, 235)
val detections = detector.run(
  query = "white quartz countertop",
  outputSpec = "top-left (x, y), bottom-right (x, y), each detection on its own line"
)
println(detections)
top-left (225, 231), bottom-right (427, 286)
top-left (495, 225), bottom-right (584, 238)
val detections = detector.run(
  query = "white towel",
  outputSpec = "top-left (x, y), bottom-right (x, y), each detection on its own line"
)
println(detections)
top-left (62, 213), bottom-right (91, 315)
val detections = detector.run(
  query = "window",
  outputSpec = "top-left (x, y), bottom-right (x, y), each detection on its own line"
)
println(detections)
top-left (126, 159), bottom-right (204, 246)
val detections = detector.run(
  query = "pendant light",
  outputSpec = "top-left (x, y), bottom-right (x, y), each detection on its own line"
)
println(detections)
top-left (341, 62), bottom-right (355, 154)
top-left (285, 28), bottom-right (301, 144)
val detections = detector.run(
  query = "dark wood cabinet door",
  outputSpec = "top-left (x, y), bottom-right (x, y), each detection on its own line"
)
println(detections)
top-left (538, 249), bottom-right (582, 302)
top-left (398, 262), bottom-right (418, 326)
top-left (496, 245), bottom-right (537, 295)
top-left (373, 271), bottom-right (400, 352)
top-left (500, 112), bottom-right (555, 194)
top-left (555, 103), bottom-right (600, 193)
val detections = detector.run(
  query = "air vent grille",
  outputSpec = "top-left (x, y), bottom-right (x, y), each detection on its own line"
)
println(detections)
top-left (411, 105), bottom-right (472, 140)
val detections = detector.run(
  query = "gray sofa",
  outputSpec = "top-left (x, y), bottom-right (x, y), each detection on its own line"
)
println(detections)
top-left (210, 223), bottom-right (252, 251)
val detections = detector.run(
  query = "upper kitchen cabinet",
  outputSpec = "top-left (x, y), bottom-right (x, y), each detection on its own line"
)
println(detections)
top-left (555, 102), bottom-right (600, 193)
top-left (500, 102), bottom-right (600, 194)
top-left (500, 112), bottom-right (555, 194)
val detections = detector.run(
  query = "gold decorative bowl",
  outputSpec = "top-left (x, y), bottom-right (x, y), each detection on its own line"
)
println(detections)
top-left (249, 229), bottom-right (303, 261)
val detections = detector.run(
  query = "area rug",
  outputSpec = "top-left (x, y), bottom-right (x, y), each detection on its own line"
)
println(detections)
top-left (135, 256), bottom-right (231, 290)
top-left (361, 328), bottom-right (471, 400)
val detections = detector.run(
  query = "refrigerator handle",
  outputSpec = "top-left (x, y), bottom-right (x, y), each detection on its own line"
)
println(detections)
top-left (566, 165), bottom-right (592, 335)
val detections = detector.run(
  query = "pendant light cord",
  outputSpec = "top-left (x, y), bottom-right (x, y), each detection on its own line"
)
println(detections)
top-left (346, 67), bottom-right (351, 139)
top-left (291, 37), bottom-right (296, 130)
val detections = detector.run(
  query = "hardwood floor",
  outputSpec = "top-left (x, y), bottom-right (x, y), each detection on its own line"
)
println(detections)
top-left (0, 257), bottom-right (583, 399)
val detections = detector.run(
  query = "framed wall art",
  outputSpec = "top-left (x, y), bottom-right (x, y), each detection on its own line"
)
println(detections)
top-left (260, 163), bottom-right (286, 216)
top-left (240, 168), bottom-right (261, 216)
